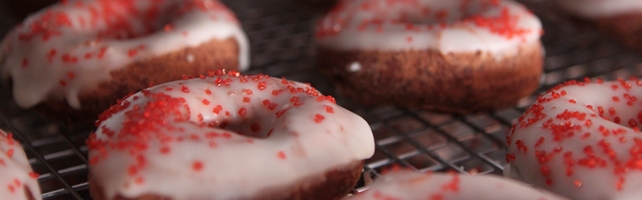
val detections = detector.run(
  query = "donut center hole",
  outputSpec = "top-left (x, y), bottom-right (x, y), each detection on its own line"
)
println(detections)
top-left (85, 1), bottom-right (192, 40)
top-left (596, 107), bottom-right (642, 130)
top-left (204, 114), bottom-right (273, 139)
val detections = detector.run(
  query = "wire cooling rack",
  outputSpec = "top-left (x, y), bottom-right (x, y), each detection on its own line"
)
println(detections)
top-left (2, 0), bottom-right (642, 199)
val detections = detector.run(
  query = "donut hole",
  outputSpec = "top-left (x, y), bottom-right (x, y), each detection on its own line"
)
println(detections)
top-left (12, 2), bottom-right (153, 41)
top-left (590, 103), bottom-right (642, 130)
top-left (66, 1), bottom-right (168, 40)
top-left (76, 1), bottom-right (222, 40)
top-left (204, 115), bottom-right (273, 139)
top-left (197, 103), bottom-right (281, 139)
top-left (122, 88), bottom-right (278, 140)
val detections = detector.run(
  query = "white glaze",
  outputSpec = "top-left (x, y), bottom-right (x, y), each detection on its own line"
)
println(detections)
top-left (556, 0), bottom-right (642, 18)
top-left (0, 0), bottom-right (249, 109)
top-left (315, 0), bottom-right (542, 58)
top-left (0, 130), bottom-right (41, 200)
top-left (347, 61), bottom-right (362, 72)
top-left (507, 79), bottom-right (642, 199)
top-left (87, 71), bottom-right (375, 199)
top-left (348, 170), bottom-right (567, 200)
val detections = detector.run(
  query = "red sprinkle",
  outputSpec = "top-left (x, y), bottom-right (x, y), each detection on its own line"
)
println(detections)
top-left (314, 114), bottom-right (325, 123)
top-left (21, 58), bottom-right (28, 68)
top-left (160, 146), bottom-right (170, 154)
top-left (324, 105), bottom-right (334, 113)
top-left (67, 72), bottom-right (75, 79)
top-left (128, 49), bottom-right (138, 57)
top-left (134, 177), bottom-right (144, 185)
top-left (276, 109), bottom-right (287, 118)
top-left (47, 49), bottom-right (57, 62)
top-left (192, 161), bottom-right (203, 171)
top-left (213, 105), bottom-right (222, 114)
top-left (238, 108), bottom-right (247, 117)
top-left (163, 24), bottom-right (173, 32)
top-left (277, 151), bottom-right (286, 159)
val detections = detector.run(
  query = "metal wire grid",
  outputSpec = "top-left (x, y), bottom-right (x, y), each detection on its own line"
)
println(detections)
top-left (1, 0), bottom-right (642, 199)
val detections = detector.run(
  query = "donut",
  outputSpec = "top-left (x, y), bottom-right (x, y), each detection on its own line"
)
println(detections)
top-left (0, 130), bottom-right (41, 200)
top-left (348, 169), bottom-right (566, 200)
top-left (0, 0), bottom-right (249, 123)
top-left (86, 70), bottom-right (375, 199)
top-left (555, 0), bottom-right (642, 49)
top-left (506, 78), bottom-right (642, 199)
top-left (314, 0), bottom-right (544, 113)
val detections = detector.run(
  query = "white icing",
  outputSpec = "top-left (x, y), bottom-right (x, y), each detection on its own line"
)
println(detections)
top-left (88, 72), bottom-right (375, 199)
top-left (508, 79), bottom-right (642, 199)
top-left (0, 0), bottom-right (249, 109)
top-left (315, 0), bottom-right (542, 58)
top-left (347, 61), bottom-right (362, 72)
top-left (348, 170), bottom-right (567, 200)
top-left (556, 0), bottom-right (642, 18)
top-left (0, 130), bottom-right (41, 200)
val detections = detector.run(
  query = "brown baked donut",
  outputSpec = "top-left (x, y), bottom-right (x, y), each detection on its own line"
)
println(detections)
top-left (347, 169), bottom-right (567, 200)
top-left (556, 0), bottom-right (642, 49)
top-left (315, 0), bottom-right (544, 113)
top-left (89, 162), bottom-right (363, 200)
top-left (0, 0), bottom-right (249, 124)
top-left (86, 70), bottom-right (375, 199)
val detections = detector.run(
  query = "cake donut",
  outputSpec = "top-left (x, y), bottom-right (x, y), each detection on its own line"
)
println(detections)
top-left (507, 78), bottom-right (642, 199)
top-left (0, 0), bottom-right (249, 123)
top-left (315, 0), bottom-right (543, 113)
top-left (0, 130), bottom-right (41, 200)
top-left (348, 169), bottom-right (566, 200)
top-left (555, 0), bottom-right (642, 49)
top-left (86, 70), bottom-right (375, 200)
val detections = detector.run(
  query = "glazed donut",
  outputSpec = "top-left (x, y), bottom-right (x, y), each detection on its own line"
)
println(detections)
top-left (555, 0), bottom-right (642, 49)
top-left (348, 169), bottom-right (566, 200)
top-left (86, 70), bottom-right (375, 199)
top-left (315, 0), bottom-right (543, 113)
top-left (507, 78), bottom-right (642, 199)
top-left (0, 0), bottom-right (249, 123)
top-left (0, 130), bottom-right (41, 200)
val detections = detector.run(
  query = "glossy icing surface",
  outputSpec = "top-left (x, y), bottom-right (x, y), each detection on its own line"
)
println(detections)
top-left (0, 130), bottom-right (41, 200)
top-left (315, 0), bottom-right (542, 58)
top-left (557, 0), bottom-right (642, 18)
top-left (349, 169), bottom-right (566, 200)
top-left (1, 0), bottom-right (249, 109)
top-left (87, 70), bottom-right (375, 199)
top-left (507, 78), bottom-right (642, 199)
